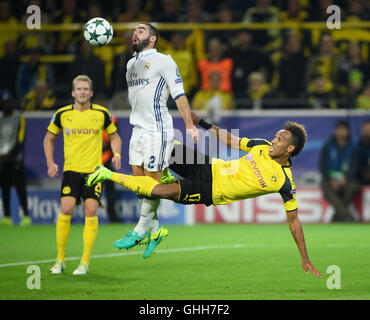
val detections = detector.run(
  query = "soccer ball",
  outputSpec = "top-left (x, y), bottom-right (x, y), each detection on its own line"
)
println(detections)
top-left (83, 17), bottom-right (113, 47)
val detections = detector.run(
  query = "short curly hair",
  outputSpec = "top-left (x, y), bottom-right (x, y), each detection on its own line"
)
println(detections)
top-left (284, 121), bottom-right (308, 158)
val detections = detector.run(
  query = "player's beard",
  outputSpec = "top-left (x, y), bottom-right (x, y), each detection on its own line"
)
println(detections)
top-left (132, 36), bottom-right (150, 53)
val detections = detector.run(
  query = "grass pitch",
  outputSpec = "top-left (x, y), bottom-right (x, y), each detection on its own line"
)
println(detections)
top-left (0, 223), bottom-right (370, 300)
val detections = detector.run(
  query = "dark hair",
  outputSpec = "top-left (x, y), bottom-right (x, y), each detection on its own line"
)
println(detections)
top-left (335, 119), bottom-right (350, 129)
top-left (141, 23), bottom-right (159, 46)
top-left (284, 121), bottom-right (307, 158)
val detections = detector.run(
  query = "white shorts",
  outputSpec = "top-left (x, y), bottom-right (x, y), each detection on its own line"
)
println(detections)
top-left (129, 127), bottom-right (175, 172)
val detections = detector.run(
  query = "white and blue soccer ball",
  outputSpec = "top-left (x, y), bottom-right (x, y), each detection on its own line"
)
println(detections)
top-left (83, 17), bottom-right (113, 47)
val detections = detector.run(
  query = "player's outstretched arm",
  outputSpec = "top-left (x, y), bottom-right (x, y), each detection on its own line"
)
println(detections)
top-left (286, 209), bottom-right (322, 278)
top-left (190, 111), bottom-right (241, 150)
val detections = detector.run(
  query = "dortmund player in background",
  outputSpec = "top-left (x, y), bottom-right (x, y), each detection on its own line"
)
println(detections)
top-left (87, 111), bottom-right (321, 278)
top-left (43, 75), bottom-right (122, 275)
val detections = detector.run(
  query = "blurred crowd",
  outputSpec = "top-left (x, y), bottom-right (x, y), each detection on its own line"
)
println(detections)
top-left (1, 0), bottom-right (370, 111)
top-left (320, 119), bottom-right (370, 222)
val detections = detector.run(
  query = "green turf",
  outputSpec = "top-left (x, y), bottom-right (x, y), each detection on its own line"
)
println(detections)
top-left (0, 223), bottom-right (369, 300)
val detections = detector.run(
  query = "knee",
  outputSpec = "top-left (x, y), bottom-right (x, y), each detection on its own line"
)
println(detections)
top-left (84, 202), bottom-right (98, 217)
top-left (60, 206), bottom-right (74, 216)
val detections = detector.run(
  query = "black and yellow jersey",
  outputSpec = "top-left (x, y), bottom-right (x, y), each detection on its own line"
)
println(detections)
top-left (211, 137), bottom-right (298, 212)
top-left (47, 104), bottom-right (117, 173)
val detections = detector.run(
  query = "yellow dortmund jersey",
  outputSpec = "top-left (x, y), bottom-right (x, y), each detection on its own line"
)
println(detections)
top-left (211, 137), bottom-right (298, 212)
top-left (47, 104), bottom-right (117, 173)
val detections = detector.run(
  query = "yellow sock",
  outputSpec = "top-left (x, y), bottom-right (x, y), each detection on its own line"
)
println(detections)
top-left (81, 216), bottom-right (98, 266)
top-left (56, 213), bottom-right (72, 262)
top-left (111, 173), bottom-right (159, 197)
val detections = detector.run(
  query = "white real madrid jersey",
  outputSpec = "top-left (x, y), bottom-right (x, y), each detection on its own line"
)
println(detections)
top-left (126, 49), bottom-right (185, 132)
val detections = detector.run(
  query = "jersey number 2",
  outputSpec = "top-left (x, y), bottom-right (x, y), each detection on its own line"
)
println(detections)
top-left (148, 155), bottom-right (156, 169)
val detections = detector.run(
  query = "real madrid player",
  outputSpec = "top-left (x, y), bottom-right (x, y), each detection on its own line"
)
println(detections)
top-left (113, 22), bottom-right (198, 258)
top-left (87, 111), bottom-right (321, 278)
top-left (43, 75), bottom-right (122, 275)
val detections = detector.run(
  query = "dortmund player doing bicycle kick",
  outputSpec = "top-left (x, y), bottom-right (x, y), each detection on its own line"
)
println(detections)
top-left (87, 111), bottom-right (321, 278)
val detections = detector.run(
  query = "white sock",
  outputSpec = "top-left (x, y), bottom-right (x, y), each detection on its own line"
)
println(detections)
top-left (134, 198), bottom-right (160, 236)
top-left (148, 219), bottom-right (159, 234)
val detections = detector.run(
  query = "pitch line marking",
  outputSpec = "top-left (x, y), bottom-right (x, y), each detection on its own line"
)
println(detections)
top-left (1, 243), bottom-right (369, 268)
top-left (0, 244), bottom-right (250, 268)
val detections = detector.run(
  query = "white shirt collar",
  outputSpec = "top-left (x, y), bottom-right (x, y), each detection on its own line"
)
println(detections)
top-left (133, 48), bottom-right (157, 59)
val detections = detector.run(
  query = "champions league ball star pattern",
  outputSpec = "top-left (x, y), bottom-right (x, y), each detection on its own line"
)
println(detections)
top-left (83, 17), bottom-right (113, 47)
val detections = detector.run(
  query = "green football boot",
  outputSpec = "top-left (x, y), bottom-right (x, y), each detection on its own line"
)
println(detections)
top-left (142, 225), bottom-right (168, 259)
top-left (160, 168), bottom-right (176, 184)
top-left (86, 166), bottom-right (112, 187)
top-left (113, 230), bottom-right (149, 249)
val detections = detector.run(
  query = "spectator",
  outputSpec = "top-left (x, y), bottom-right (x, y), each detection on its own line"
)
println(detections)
top-left (19, 0), bottom-right (52, 54)
top-left (345, 0), bottom-right (369, 21)
top-left (339, 119), bottom-right (370, 222)
top-left (0, 40), bottom-right (19, 97)
top-left (117, 0), bottom-right (150, 23)
top-left (340, 120), bottom-right (370, 218)
top-left (279, 0), bottom-right (309, 50)
top-left (307, 0), bottom-right (334, 21)
top-left (320, 119), bottom-right (358, 222)
top-left (0, 90), bottom-right (30, 226)
top-left (86, 0), bottom-right (109, 21)
top-left (44, 0), bottom-right (58, 15)
top-left (164, 32), bottom-right (198, 97)
top-left (280, 0), bottom-right (308, 23)
top-left (21, 80), bottom-right (56, 111)
top-left (336, 41), bottom-right (369, 100)
top-left (178, 0), bottom-right (212, 62)
top-left (68, 41), bottom-right (106, 98)
top-left (198, 38), bottom-right (233, 93)
top-left (306, 73), bottom-right (337, 109)
top-left (51, 0), bottom-right (85, 54)
top-left (349, 120), bottom-right (370, 186)
top-left (356, 83), bottom-right (370, 109)
top-left (242, 0), bottom-right (281, 55)
top-left (304, 33), bottom-right (343, 88)
top-left (152, 0), bottom-right (181, 23)
top-left (231, 30), bottom-right (273, 99)
top-left (0, 0), bottom-right (19, 58)
top-left (209, 3), bottom-right (237, 56)
top-left (246, 71), bottom-right (274, 109)
top-left (16, 46), bottom-right (55, 101)
top-left (278, 33), bottom-right (307, 99)
top-left (152, 0), bottom-right (182, 41)
top-left (192, 71), bottom-right (235, 121)
top-left (178, 0), bottom-right (213, 24)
